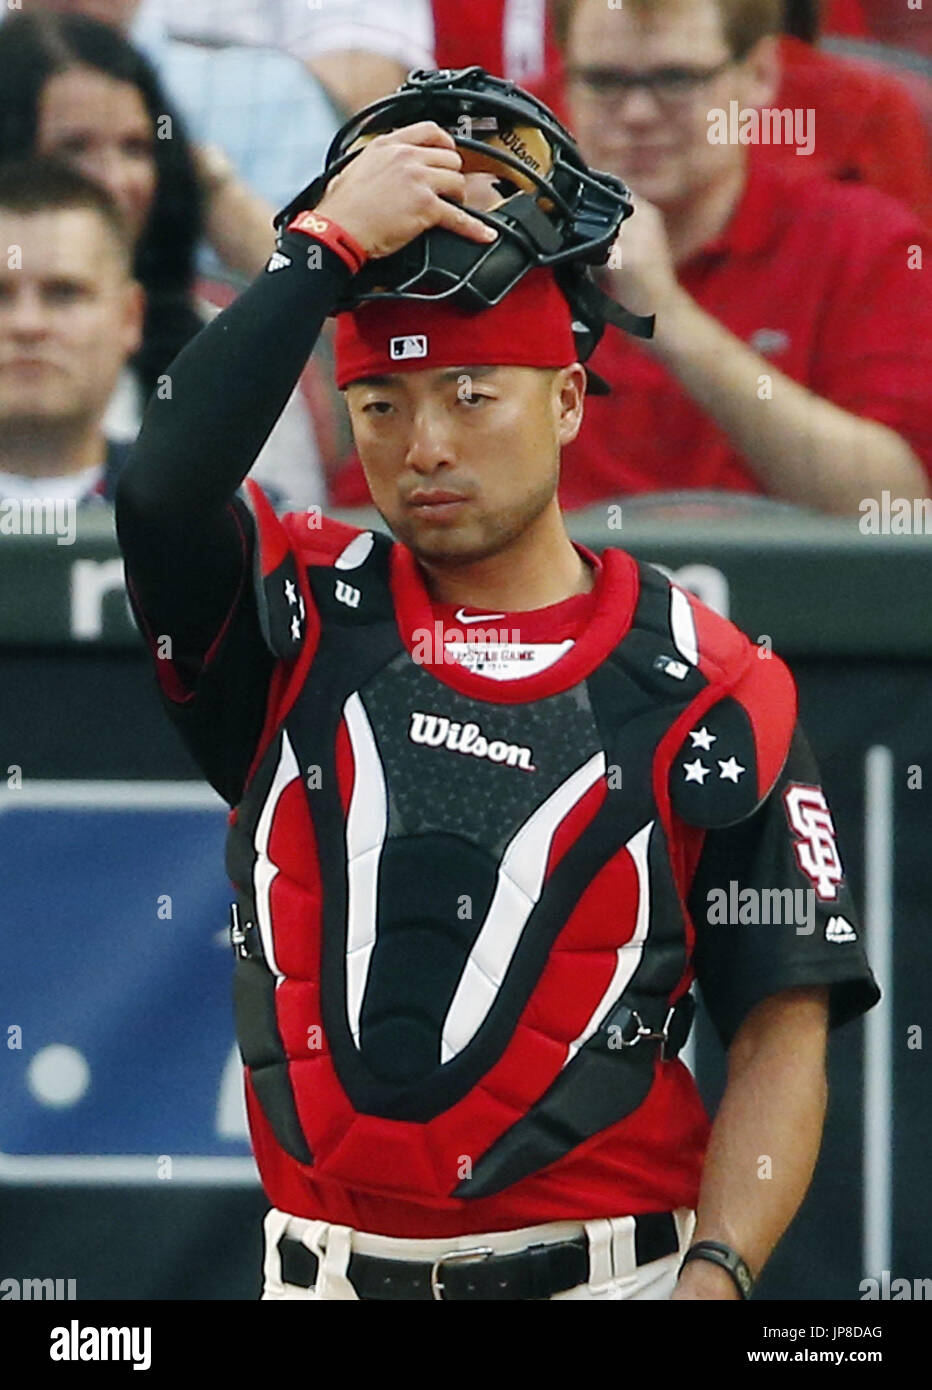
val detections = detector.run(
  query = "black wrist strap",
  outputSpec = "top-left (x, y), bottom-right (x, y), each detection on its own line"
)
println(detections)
top-left (679, 1241), bottom-right (754, 1299)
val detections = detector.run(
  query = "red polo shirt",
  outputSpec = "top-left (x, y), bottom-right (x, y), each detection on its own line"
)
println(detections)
top-left (327, 156), bottom-right (932, 510)
top-left (768, 37), bottom-right (932, 225)
top-left (557, 155), bottom-right (932, 509)
top-left (823, 0), bottom-right (868, 36)
top-left (853, 1), bottom-right (932, 57)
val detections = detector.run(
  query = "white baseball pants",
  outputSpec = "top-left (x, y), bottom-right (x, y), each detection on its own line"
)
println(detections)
top-left (261, 1206), bottom-right (696, 1301)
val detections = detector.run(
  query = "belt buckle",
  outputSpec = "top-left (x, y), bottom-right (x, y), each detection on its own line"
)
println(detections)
top-left (429, 1245), bottom-right (494, 1301)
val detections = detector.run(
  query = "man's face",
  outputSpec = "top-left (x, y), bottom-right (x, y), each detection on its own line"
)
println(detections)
top-left (566, 0), bottom-right (769, 209)
top-left (345, 364), bottom-right (584, 565)
top-left (0, 208), bottom-right (142, 432)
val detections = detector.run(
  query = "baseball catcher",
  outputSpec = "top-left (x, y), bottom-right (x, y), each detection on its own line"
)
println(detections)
top-left (115, 68), bottom-right (879, 1301)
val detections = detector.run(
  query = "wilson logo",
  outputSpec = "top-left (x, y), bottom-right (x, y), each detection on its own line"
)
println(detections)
top-left (335, 581), bottom-right (361, 609)
top-left (498, 126), bottom-right (543, 173)
top-left (408, 711), bottom-right (535, 771)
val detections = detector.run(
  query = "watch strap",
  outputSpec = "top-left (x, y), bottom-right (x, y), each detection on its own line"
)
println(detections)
top-left (679, 1240), bottom-right (754, 1299)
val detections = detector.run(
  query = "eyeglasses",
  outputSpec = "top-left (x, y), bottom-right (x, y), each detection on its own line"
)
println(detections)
top-left (567, 59), bottom-right (735, 105)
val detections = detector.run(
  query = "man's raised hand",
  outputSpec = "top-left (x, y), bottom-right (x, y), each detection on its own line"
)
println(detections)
top-left (314, 122), bottom-right (498, 260)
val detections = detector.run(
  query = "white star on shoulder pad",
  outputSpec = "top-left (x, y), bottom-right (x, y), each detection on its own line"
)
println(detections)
top-left (683, 758), bottom-right (710, 785)
top-left (284, 579), bottom-right (297, 605)
top-left (290, 615), bottom-right (302, 642)
top-left (718, 756), bottom-right (746, 783)
top-left (689, 726), bottom-right (716, 751)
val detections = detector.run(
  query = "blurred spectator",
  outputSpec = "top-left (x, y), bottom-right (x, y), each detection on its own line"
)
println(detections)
top-left (0, 161), bottom-right (142, 506)
top-left (543, 0), bottom-right (932, 514)
top-left (773, 2), bottom-right (932, 221)
top-left (820, 1), bottom-right (932, 61)
top-left (428, 0), bottom-right (932, 199)
top-left (10, 6), bottom-right (279, 270)
top-left (134, 22), bottom-right (341, 217)
top-left (136, 0), bottom-right (435, 113)
top-left (0, 13), bottom-right (325, 507)
top-left (21, 0), bottom-right (343, 215)
top-left (430, 0), bottom-right (569, 118)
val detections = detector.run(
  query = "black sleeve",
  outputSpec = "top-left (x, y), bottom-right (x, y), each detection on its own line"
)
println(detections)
top-left (122, 499), bottom-right (275, 808)
top-left (114, 236), bottom-right (354, 805)
top-left (688, 724), bottom-right (881, 1051)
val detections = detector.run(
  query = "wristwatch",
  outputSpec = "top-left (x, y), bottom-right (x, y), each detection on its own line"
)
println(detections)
top-left (679, 1240), bottom-right (755, 1299)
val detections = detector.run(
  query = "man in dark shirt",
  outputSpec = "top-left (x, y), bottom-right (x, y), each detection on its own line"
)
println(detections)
top-left (0, 161), bottom-right (142, 510)
top-left (116, 115), bottom-right (878, 1301)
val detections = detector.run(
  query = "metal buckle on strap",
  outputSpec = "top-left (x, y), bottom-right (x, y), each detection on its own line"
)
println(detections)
top-left (230, 901), bottom-right (264, 963)
top-left (614, 999), bottom-right (694, 1061)
top-left (617, 1006), bottom-right (676, 1048)
top-left (229, 903), bottom-right (249, 959)
top-left (429, 1246), bottom-right (494, 1301)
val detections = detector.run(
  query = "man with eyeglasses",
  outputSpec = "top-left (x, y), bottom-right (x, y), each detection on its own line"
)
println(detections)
top-left (550, 0), bottom-right (932, 514)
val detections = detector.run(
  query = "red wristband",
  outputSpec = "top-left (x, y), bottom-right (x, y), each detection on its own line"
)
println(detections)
top-left (285, 210), bottom-right (368, 275)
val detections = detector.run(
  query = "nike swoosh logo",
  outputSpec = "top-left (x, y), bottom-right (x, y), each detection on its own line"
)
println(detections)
top-left (455, 608), bottom-right (507, 624)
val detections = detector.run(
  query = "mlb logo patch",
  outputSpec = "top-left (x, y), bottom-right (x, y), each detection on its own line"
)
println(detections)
top-left (390, 335), bottom-right (428, 361)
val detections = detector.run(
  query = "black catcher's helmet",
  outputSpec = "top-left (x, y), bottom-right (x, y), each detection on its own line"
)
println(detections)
top-left (275, 67), bottom-right (655, 368)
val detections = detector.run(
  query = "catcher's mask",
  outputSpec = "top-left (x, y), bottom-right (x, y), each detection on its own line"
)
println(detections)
top-left (274, 66), bottom-right (655, 370)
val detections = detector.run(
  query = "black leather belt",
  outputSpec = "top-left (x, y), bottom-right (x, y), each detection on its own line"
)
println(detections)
top-left (277, 1211), bottom-right (679, 1300)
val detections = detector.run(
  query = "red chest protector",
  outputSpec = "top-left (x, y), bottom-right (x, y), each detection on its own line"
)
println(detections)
top-left (226, 483), bottom-right (795, 1232)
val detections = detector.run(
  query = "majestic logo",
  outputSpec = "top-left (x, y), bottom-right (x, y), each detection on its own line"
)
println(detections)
top-left (784, 784), bottom-right (844, 900)
top-left (408, 711), bottom-right (536, 771)
top-left (825, 915), bottom-right (857, 944)
top-left (389, 335), bottom-right (428, 361)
